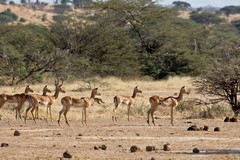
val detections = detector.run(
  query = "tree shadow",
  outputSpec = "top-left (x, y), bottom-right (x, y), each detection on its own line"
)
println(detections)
top-left (175, 149), bottom-right (240, 155)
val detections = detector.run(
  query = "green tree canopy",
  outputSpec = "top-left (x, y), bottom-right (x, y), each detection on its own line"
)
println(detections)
top-left (172, 1), bottom-right (191, 9)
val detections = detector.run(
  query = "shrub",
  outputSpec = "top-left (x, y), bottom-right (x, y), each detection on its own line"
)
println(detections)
top-left (53, 4), bottom-right (72, 14)
top-left (19, 17), bottom-right (26, 22)
top-left (9, 1), bottom-right (15, 5)
top-left (0, 14), bottom-right (14, 23)
top-left (42, 14), bottom-right (47, 21)
top-left (188, 104), bottom-right (233, 119)
top-left (0, 10), bottom-right (18, 22)
top-left (176, 100), bottom-right (195, 112)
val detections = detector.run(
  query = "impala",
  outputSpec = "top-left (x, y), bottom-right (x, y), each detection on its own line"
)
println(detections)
top-left (112, 86), bottom-right (142, 122)
top-left (58, 88), bottom-right (101, 126)
top-left (24, 80), bottom-right (65, 123)
top-left (0, 85), bottom-right (34, 119)
top-left (34, 85), bottom-right (52, 119)
top-left (147, 86), bottom-right (189, 126)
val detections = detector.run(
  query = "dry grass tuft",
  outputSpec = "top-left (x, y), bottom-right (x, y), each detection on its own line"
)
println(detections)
top-left (0, 76), bottom-right (234, 122)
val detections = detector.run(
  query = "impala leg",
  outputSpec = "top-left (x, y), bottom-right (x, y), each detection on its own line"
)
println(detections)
top-left (15, 102), bottom-right (21, 119)
top-left (84, 108), bottom-right (87, 125)
top-left (82, 109), bottom-right (84, 125)
top-left (25, 105), bottom-right (32, 123)
top-left (151, 111), bottom-right (155, 126)
top-left (35, 106), bottom-right (39, 120)
top-left (127, 105), bottom-right (130, 121)
top-left (46, 106), bottom-right (49, 123)
top-left (58, 106), bottom-right (65, 126)
top-left (112, 106), bottom-right (118, 122)
top-left (112, 108), bottom-right (116, 122)
top-left (30, 107), bottom-right (36, 123)
top-left (170, 106), bottom-right (174, 126)
top-left (17, 106), bottom-right (21, 120)
top-left (18, 101), bottom-right (25, 120)
top-left (63, 109), bottom-right (69, 126)
top-left (49, 105), bottom-right (53, 123)
top-left (15, 106), bottom-right (18, 120)
top-left (147, 109), bottom-right (151, 125)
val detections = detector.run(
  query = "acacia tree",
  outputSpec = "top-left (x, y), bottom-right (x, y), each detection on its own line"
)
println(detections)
top-left (193, 40), bottom-right (240, 116)
top-left (172, 1), bottom-right (191, 9)
top-left (0, 25), bottom-right (67, 85)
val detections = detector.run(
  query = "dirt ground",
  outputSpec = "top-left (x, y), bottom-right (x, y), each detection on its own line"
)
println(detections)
top-left (0, 77), bottom-right (239, 159)
top-left (0, 117), bottom-right (240, 160)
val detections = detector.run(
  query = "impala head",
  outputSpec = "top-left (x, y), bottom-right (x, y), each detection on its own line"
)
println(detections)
top-left (43, 85), bottom-right (51, 93)
top-left (25, 85), bottom-right (34, 93)
top-left (92, 88), bottom-right (101, 96)
top-left (57, 85), bottom-right (66, 93)
top-left (134, 86), bottom-right (142, 94)
top-left (55, 79), bottom-right (65, 93)
top-left (181, 86), bottom-right (190, 94)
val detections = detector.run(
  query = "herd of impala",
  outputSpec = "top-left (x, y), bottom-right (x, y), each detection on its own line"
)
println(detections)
top-left (0, 80), bottom-right (190, 126)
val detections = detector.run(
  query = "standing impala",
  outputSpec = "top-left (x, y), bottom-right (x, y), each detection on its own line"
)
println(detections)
top-left (34, 85), bottom-right (52, 119)
top-left (147, 86), bottom-right (189, 126)
top-left (58, 88), bottom-right (101, 126)
top-left (0, 85), bottom-right (34, 119)
top-left (24, 80), bottom-right (65, 123)
top-left (112, 86), bottom-right (142, 122)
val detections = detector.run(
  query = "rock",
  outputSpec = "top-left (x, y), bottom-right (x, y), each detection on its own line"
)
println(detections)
top-left (14, 130), bottom-right (20, 136)
top-left (136, 133), bottom-right (140, 136)
top-left (163, 143), bottom-right (171, 151)
top-left (130, 145), bottom-right (139, 152)
top-left (1, 143), bottom-right (9, 147)
top-left (101, 145), bottom-right (107, 150)
top-left (146, 146), bottom-right (155, 152)
top-left (187, 125), bottom-right (198, 131)
top-left (230, 117), bottom-right (238, 122)
top-left (203, 125), bottom-right (209, 131)
top-left (224, 117), bottom-right (230, 122)
top-left (63, 150), bottom-right (72, 158)
top-left (94, 146), bottom-right (99, 150)
top-left (214, 127), bottom-right (220, 132)
top-left (193, 147), bottom-right (200, 153)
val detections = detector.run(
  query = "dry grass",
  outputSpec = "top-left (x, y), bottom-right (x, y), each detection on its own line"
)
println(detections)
top-left (0, 4), bottom-right (240, 27)
top-left (0, 4), bottom-right (56, 26)
top-left (0, 76), bottom-right (238, 160)
top-left (0, 76), bottom-right (234, 123)
top-left (0, 76), bottom-right (205, 122)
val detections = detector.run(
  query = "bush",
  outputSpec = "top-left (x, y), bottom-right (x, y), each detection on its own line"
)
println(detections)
top-left (9, 1), bottom-right (15, 5)
top-left (53, 4), bottom-right (72, 14)
top-left (42, 14), bottom-right (47, 21)
top-left (0, 14), bottom-right (14, 23)
top-left (200, 105), bottom-right (233, 118)
top-left (188, 104), bottom-right (233, 119)
top-left (176, 100), bottom-right (195, 112)
top-left (0, 10), bottom-right (18, 23)
top-left (19, 17), bottom-right (26, 22)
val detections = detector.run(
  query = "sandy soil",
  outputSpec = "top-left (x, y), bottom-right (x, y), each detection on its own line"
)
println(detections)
top-left (0, 77), bottom-right (239, 159)
top-left (0, 117), bottom-right (240, 160)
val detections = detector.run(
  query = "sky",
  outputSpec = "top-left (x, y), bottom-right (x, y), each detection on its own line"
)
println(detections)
top-left (159, 0), bottom-right (240, 8)
top-left (11, 0), bottom-right (240, 7)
